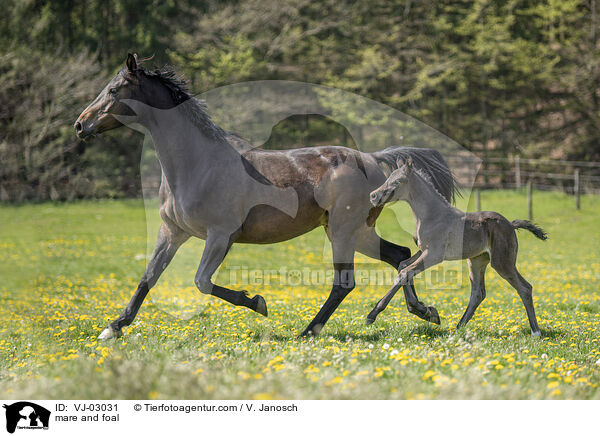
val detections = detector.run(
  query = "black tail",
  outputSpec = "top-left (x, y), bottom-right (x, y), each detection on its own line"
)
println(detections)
top-left (511, 220), bottom-right (548, 240)
top-left (372, 146), bottom-right (459, 203)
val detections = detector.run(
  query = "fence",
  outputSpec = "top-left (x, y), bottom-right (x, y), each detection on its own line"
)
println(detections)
top-left (450, 156), bottom-right (600, 217)
top-left (470, 156), bottom-right (600, 195)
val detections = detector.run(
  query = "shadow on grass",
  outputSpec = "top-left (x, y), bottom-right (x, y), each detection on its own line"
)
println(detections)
top-left (455, 326), bottom-right (566, 340)
top-left (329, 331), bottom-right (388, 342)
top-left (249, 330), bottom-right (390, 343)
top-left (406, 323), bottom-right (450, 339)
top-left (537, 327), bottom-right (565, 339)
top-left (246, 322), bottom-right (565, 343)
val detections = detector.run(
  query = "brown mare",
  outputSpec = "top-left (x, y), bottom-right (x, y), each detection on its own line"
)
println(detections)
top-left (75, 54), bottom-right (457, 339)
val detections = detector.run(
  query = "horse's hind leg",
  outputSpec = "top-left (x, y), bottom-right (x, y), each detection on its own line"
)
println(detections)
top-left (194, 228), bottom-right (268, 316)
top-left (490, 243), bottom-right (541, 337)
top-left (499, 268), bottom-right (541, 337)
top-left (357, 229), bottom-right (440, 325)
top-left (457, 253), bottom-right (489, 329)
top-left (99, 222), bottom-right (190, 339)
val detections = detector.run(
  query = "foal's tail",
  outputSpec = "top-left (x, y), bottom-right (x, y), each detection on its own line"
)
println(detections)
top-left (511, 220), bottom-right (548, 240)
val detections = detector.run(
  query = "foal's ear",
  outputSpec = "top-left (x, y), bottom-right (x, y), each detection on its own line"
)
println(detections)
top-left (126, 53), bottom-right (138, 73)
top-left (397, 156), bottom-right (413, 170)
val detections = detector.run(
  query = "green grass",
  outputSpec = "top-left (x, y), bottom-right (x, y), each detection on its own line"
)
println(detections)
top-left (0, 190), bottom-right (599, 399)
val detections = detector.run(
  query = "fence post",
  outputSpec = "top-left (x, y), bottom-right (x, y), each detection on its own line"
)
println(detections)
top-left (475, 188), bottom-right (481, 212)
top-left (527, 180), bottom-right (533, 220)
top-left (574, 168), bottom-right (581, 210)
top-left (515, 155), bottom-right (521, 190)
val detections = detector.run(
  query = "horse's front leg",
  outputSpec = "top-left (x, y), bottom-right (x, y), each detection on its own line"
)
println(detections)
top-left (367, 250), bottom-right (442, 325)
top-left (99, 222), bottom-right (190, 339)
top-left (300, 233), bottom-right (357, 336)
top-left (194, 228), bottom-right (267, 316)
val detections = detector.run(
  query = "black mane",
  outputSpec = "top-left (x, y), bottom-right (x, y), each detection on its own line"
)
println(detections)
top-left (130, 64), bottom-right (227, 142)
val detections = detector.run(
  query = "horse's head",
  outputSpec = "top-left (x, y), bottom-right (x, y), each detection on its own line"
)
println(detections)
top-left (369, 157), bottom-right (413, 207)
top-left (75, 53), bottom-right (179, 139)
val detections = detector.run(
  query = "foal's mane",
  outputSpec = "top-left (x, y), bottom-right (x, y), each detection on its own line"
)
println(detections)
top-left (375, 147), bottom-right (459, 203)
top-left (411, 166), bottom-right (453, 208)
top-left (130, 63), bottom-right (228, 142)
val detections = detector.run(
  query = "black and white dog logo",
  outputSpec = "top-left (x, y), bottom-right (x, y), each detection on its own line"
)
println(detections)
top-left (3, 402), bottom-right (50, 433)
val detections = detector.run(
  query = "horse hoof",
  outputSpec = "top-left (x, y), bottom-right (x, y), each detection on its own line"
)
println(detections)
top-left (300, 323), bottom-right (323, 337)
top-left (98, 326), bottom-right (122, 340)
top-left (366, 317), bottom-right (376, 325)
top-left (531, 330), bottom-right (542, 338)
top-left (253, 295), bottom-right (268, 317)
top-left (426, 306), bottom-right (441, 325)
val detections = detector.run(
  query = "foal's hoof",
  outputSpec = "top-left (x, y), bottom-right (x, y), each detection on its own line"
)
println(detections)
top-left (425, 306), bottom-right (441, 325)
top-left (365, 317), bottom-right (376, 326)
top-left (98, 325), bottom-right (122, 340)
top-left (252, 295), bottom-right (268, 317)
top-left (531, 330), bottom-right (542, 338)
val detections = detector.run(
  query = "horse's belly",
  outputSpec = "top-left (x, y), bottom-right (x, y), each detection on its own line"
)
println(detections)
top-left (236, 204), bottom-right (324, 244)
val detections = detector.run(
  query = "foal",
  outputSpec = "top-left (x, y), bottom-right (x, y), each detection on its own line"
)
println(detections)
top-left (367, 158), bottom-right (547, 336)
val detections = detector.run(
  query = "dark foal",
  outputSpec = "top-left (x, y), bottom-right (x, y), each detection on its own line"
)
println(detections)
top-left (368, 158), bottom-right (547, 337)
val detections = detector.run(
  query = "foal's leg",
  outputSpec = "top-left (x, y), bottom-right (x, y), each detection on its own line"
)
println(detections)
top-left (99, 222), bottom-right (190, 339)
top-left (365, 251), bottom-right (419, 324)
top-left (356, 229), bottom-right (440, 324)
top-left (490, 242), bottom-right (541, 337)
top-left (492, 264), bottom-right (541, 337)
top-left (456, 253), bottom-right (489, 329)
top-left (367, 249), bottom-right (443, 324)
top-left (194, 229), bottom-right (267, 315)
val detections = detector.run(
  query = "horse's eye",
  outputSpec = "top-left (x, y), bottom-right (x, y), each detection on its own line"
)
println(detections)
top-left (109, 88), bottom-right (118, 95)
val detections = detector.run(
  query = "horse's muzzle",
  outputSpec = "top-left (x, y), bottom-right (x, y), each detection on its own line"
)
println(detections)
top-left (74, 119), bottom-right (94, 139)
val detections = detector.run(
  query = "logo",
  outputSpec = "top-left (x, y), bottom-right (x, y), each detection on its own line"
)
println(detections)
top-left (3, 402), bottom-right (50, 434)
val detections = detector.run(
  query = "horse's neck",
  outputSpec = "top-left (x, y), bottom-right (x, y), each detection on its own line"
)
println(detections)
top-left (142, 106), bottom-right (235, 194)
top-left (406, 172), bottom-right (452, 223)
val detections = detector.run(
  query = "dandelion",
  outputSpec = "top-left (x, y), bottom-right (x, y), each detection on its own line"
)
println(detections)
top-left (423, 370), bottom-right (436, 381)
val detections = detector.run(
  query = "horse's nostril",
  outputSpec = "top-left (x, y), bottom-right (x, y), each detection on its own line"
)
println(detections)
top-left (74, 122), bottom-right (83, 133)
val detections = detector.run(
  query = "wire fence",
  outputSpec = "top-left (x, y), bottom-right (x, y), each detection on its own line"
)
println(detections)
top-left (469, 156), bottom-right (600, 194)
top-left (448, 155), bottom-right (600, 215)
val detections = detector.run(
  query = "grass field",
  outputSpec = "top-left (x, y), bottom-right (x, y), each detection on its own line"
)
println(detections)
top-left (1, 190), bottom-right (599, 399)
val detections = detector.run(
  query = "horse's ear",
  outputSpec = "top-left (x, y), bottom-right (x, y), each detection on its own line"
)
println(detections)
top-left (397, 156), bottom-right (413, 169)
top-left (126, 53), bottom-right (138, 73)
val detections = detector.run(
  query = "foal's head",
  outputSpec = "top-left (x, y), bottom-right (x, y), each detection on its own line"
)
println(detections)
top-left (369, 158), bottom-right (413, 207)
top-left (74, 53), bottom-right (188, 139)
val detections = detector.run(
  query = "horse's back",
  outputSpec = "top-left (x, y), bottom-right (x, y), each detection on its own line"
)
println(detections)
top-left (235, 146), bottom-right (382, 243)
